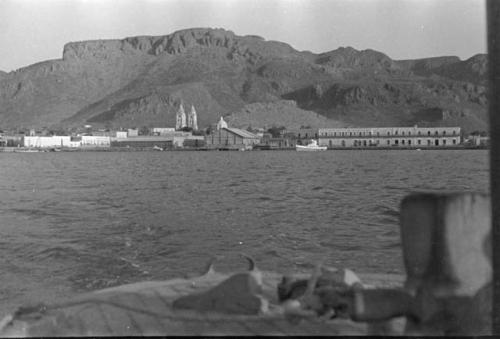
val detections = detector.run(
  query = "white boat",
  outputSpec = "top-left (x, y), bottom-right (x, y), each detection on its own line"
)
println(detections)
top-left (296, 139), bottom-right (327, 151)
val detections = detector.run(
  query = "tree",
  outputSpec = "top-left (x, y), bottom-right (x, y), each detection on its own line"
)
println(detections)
top-left (192, 129), bottom-right (206, 136)
top-left (139, 126), bottom-right (150, 136)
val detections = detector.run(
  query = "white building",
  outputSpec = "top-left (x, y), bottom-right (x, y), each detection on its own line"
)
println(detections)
top-left (216, 116), bottom-right (228, 130)
top-left (313, 126), bottom-right (461, 148)
top-left (23, 135), bottom-right (110, 148)
top-left (127, 129), bottom-right (139, 137)
top-left (115, 131), bottom-right (128, 138)
top-left (81, 135), bottom-right (111, 147)
top-left (176, 104), bottom-right (187, 130)
top-left (23, 136), bottom-right (72, 148)
top-left (152, 127), bottom-right (175, 136)
top-left (187, 105), bottom-right (198, 131)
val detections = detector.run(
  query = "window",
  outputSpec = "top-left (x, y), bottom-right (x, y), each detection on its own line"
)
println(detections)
top-left (359, 132), bottom-right (362, 136)
top-left (418, 131), bottom-right (421, 136)
top-left (395, 131), bottom-right (398, 135)
top-left (387, 132), bottom-right (390, 136)
top-left (428, 131), bottom-right (431, 136)
top-left (435, 131), bottom-right (438, 136)
top-left (427, 140), bottom-right (431, 145)
top-left (350, 132), bottom-right (352, 136)
top-left (341, 140), bottom-right (346, 146)
top-left (402, 131), bottom-right (405, 136)
top-left (418, 140), bottom-right (421, 145)
top-left (453, 130), bottom-right (456, 136)
top-left (377, 132), bottom-right (380, 136)
top-left (443, 139), bottom-right (447, 145)
top-left (443, 131), bottom-right (447, 135)
top-left (387, 140), bottom-right (390, 145)
top-left (453, 139), bottom-right (457, 145)
top-left (402, 140), bottom-right (405, 145)
top-left (408, 140), bottom-right (412, 145)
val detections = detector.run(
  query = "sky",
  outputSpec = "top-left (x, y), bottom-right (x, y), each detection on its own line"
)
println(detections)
top-left (0, 0), bottom-right (487, 72)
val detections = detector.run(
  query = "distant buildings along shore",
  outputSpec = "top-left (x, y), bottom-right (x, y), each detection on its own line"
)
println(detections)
top-left (293, 126), bottom-right (462, 148)
top-left (0, 101), bottom-right (486, 149)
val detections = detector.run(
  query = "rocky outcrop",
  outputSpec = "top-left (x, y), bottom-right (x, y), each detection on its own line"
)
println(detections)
top-left (436, 54), bottom-right (487, 85)
top-left (62, 28), bottom-right (239, 59)
top-left (398, 54), bottom-right (487, 85)
top-left (316, 47), bottom-right (405, 76)
top-left (397, 56), bottom-right (461, 75)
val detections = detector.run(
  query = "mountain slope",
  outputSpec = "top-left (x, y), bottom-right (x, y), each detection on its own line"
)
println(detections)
top-left (0, 28), bottom-right (488, 133)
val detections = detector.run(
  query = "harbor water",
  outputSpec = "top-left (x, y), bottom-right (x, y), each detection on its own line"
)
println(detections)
top-left (0, 149), bottom-right (489, 317)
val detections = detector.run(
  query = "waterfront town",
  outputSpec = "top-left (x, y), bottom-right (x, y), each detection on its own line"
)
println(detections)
top-left (0, 103), bottom-right (489, 151)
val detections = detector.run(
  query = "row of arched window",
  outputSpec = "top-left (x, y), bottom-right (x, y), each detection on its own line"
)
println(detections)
top-left (320, 130), bottom-right (458, 137)
top-left (332, 138), bottom-right (458, 147)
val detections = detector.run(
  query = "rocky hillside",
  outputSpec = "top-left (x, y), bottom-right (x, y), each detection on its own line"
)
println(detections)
top-left (0, 28), bottom-right (488, 133)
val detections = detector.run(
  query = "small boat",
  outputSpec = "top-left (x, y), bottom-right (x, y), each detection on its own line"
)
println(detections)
top-left (296, 139), bottom-right (327, 151)
top-left (153, 145), bottom-right (164, 151)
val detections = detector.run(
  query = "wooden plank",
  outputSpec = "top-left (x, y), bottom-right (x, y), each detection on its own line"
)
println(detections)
top-left (101, 294), bottom-right (150, 335)
top-left (76, 304), bottom-right (113, 336)
top-left (133, 293), bottom-right (169, 335)
top-left (192, 319), bottom-right (251, 335)
top-left (122, 293), bottom-right (167, 335)
top-left (52, 310), bottom-right (86, 336)
top-left (236, 318), bottom-right (288, 335)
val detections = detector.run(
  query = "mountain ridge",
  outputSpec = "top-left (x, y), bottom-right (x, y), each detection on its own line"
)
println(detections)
top-left (0, 27), bottom-right (488, 133)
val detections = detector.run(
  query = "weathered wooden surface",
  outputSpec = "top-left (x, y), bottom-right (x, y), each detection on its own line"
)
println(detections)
top-left (0, 271), bottom-right (405, 337)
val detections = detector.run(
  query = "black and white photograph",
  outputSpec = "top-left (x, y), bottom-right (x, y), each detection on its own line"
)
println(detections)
top-left (0, 0), bottom-right (495, 335)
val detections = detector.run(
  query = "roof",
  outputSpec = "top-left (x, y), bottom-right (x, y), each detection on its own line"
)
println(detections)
top-left (224, 128), bottom-right (260, 139)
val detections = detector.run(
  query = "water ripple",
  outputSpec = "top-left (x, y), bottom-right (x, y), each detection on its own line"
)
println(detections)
top-left (0, 149), bottom-right (490, 311)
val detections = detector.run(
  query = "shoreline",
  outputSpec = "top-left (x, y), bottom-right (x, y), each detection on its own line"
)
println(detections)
top-left (0, 145), bottom-right (488, 152)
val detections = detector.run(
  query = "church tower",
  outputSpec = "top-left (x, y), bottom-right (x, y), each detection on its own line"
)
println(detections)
top-left (216, 116), bottom-right (228, 130)
top-left (187, 105), bottom-right (198, 131)
top-left (175, 103), bottom-right (187, 130)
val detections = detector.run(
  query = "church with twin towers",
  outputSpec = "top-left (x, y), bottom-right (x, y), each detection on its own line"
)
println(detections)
top-left (175, 103), bottom-right (198, 131)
